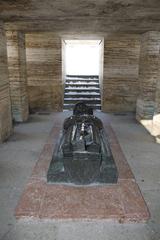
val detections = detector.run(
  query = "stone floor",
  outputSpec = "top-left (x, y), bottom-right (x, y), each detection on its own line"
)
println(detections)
top-left (0, 112), bottom-right (160, 240)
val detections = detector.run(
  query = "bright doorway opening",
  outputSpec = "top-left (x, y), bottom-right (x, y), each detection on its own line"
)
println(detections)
top-left (62, 39), bottom-right (103, 110)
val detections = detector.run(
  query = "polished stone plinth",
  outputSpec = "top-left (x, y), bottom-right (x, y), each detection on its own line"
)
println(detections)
top-left (15, 112), bottom-right (149, 222)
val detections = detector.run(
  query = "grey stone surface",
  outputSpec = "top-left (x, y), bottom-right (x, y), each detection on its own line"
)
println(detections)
top-left (0, 112), bottom-right (160, 240)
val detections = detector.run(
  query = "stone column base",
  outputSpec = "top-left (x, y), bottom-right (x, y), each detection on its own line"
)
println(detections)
top-left (136, 98), bottom-right (155, 121)
top-left (152, 114), bottom-right (160, 143)
top-left (136, 98), bottom-right (154, 137)
top-left (136, 99), bottom-right (160, 143)
top-left (0, 98), bottom-right (12, 143)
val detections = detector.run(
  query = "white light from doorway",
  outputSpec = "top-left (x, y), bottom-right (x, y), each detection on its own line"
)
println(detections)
top-left (65, 40), bottom-right (101, 76)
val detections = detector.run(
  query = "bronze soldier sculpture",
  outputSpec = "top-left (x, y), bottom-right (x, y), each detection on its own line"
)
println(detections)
top-left (47, 102), bottom-right (118, 185)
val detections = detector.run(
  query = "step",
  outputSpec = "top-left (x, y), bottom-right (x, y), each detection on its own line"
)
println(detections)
top-left (66, 79), bottom-right (99, 83)
top-left (66, 75), bottom-right (99, 79)
top-left (65, 81), bottom-right (99, 85)
top-left (63, 103), bottom-right (101, 110)
top-left (64, 96), bottom-right (101, 100)
top-left (64, 75), bottom-right (101, 110)
top-left (64, 99), bottom-right (101, 105)
top-left (65, 88), bottom-right (100, 92)
top-left (64, 93), bottom-right (101, 99)
top-left (64, 92), bottom-right (100, 97)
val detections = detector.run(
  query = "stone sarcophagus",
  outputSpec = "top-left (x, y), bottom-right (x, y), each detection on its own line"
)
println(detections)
top-left (47, 102), bottom-right (118, 185)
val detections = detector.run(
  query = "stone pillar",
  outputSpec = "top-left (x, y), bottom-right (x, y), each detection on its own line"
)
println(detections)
top-left (0, 22), bottom-right (12, 142)
top-left (152, 73), bottom-right (160, 142)
top-left (136, 31), bottom-right (160, 121)
top-left (6, 31), bottom-right (29, 122)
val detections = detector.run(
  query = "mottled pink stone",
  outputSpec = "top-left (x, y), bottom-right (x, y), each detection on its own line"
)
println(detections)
top-left (15, 113), bottom-right (150, 222)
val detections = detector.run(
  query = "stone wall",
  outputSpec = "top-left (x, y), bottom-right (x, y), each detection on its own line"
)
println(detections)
top-left (25, 33), bottom-right (62, 112)
top-left (0, 22), bottom-right (12, 142)
top-left (25, 33), bottom-right (140, 113)
top-left (102, 34), bottom-right (140, 112)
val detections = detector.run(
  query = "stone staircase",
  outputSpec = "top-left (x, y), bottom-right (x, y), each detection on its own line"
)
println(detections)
top-left (63, 75), bottom-right (101, 110)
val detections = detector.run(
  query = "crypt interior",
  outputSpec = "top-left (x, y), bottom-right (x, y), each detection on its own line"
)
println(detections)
top-left (0, 0), bottom-right (160, 239)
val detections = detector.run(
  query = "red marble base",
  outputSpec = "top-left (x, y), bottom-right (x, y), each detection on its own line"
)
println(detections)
top-left (15, 113), bottom-right (150, 222)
